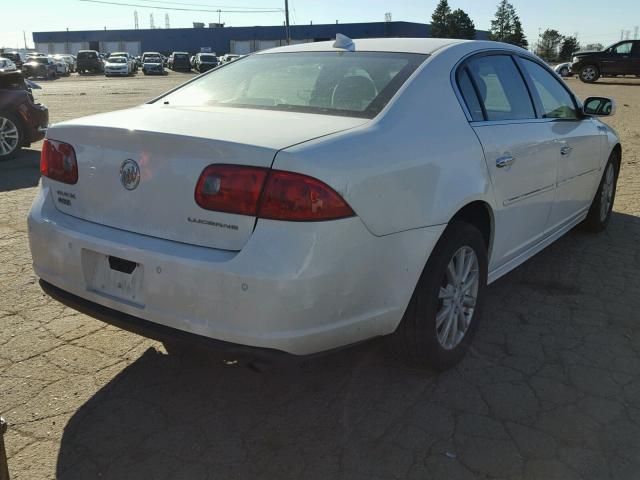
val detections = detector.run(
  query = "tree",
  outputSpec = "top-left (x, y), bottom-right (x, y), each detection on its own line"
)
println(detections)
top-left (448, 9), bottom-right (476, 39)
top-left (489, 0), bottom-right (528, 49)
top-left (431, 0), bottom-right (452, 38)
top-left (536, 29), bottom-right (564, 62)
top-left (558, 36), bottom-right (580, 61)
top-left (507, 16), bottom-right (528, 49)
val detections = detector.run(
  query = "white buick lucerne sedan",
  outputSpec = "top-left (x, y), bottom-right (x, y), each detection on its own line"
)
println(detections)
top-left (28, 37), bottom-right (621, 370)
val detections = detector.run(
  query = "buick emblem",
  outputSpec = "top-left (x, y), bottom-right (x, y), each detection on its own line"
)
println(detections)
top-left (120, 159), bottom-right (140, 190)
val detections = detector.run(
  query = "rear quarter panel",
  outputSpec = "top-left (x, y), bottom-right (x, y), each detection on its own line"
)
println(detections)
top-left (273, 45), bottom-right (495, 237)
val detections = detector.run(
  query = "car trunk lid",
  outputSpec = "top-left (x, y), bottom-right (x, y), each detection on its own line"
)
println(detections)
top-left (44, 105), bottom-right (366, 251)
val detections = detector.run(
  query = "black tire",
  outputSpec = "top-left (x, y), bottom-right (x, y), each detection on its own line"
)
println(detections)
top-left (0, 112), bottom-right (24, 160)
top-left (560, 67), bottom-right (569, 77)
top-left (397, 221), bottom-right (488, 370)
top-left (579, 65), bottom-right (600, 83)
top-left (582, 151), bottom-right (620, 232)
top-left (162, 340), bottom-right (187, 355)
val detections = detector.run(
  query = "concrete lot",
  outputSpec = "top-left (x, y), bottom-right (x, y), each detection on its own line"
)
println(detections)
top-left (1, 71), bottom-right (640, 479)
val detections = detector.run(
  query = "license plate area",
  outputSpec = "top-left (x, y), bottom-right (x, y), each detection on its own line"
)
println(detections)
top-left (82, 249), bottom-right (145, 307)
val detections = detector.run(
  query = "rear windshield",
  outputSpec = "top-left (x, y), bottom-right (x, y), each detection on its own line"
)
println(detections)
top-left (159, 51), bottom-right (426, 118)
top-left (145, 57), bottom-right (161, 63)
top-left (199, 55), bottom-right (216, 62)
top-left (108, 57), bottom-right (127, 63)
top-left (78, 51), bottom-right (97, 59)
top-left (174, 54), bottom-right (189, 59)
top-left (31, 57), bottom-right (48, 64)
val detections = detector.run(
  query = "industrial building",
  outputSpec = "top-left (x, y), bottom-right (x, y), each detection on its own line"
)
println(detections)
top-left (32, 21), bottom-right (489, 57)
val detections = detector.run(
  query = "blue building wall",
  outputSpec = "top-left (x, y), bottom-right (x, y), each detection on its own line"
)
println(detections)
top-left (33, 21), bottom-right (489, 55)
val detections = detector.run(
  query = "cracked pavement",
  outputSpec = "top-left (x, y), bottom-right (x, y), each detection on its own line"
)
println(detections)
top-left (1, 73), bottom-right (640, 479)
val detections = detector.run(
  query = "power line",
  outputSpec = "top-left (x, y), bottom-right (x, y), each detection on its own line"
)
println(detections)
top-left (78, 0), bottom-right (283, 13)
top-left (126, 0), bottom-right (281, 10)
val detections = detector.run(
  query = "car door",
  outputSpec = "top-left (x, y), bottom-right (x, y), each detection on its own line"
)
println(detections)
top-left (602, 41), bottom-right (635, 75)
top-left (631, 42), bottom-right (640, 75)
top-left (458, 53), bottom-right (559, 269)
top-left (518, 57), bottom-right (602, 232)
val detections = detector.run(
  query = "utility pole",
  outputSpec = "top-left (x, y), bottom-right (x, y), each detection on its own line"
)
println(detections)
top-left (23, 31), bottom-right (28, 50)
top-left (134, 10), bottom-right (139, 29)
top-left (284, 0), bottom-right (291, 45)
top-left (150, 13), bottom-right (155, 29)
top-left (165, 13), bottom-right (170, 29)
top-left (635, 26), bottom-right (639, 39)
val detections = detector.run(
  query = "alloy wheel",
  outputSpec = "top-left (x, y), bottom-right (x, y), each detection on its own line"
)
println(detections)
top-left (582, 67), bottom-right (596, 81)
top-left (436, 246), bottom-right (480, 350)
top-left (600, 163), bottom-right (615, 221)
top-left (0, 117), bottom-right (19, 157)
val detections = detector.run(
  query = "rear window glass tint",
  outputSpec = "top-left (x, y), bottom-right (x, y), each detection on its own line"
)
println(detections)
top-left (466, 55), bottom-right (535, 121)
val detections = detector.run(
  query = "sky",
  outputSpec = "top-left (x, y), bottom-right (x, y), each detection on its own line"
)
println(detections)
top-left (1, 0), bottom-right (638, 51)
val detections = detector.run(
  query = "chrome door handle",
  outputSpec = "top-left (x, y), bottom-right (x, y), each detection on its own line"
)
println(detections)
top-left (560, 146), bottom-right (573, 155)
top-left (496, 155), bottom-right (515, 168)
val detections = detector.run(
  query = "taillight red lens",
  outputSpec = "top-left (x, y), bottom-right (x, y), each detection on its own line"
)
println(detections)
top-left (40, 139), bottom-right (78, 184)
top-left (258, 170), bottom-right (354, 221)
top-left (195, 164), bottom-right (268, 216)
top-left (195, 165), bottom-right (354, 221)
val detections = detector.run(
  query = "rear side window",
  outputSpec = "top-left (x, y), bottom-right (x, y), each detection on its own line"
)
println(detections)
top-left (457, 69), bottom-right (484, 121)
top-left (465, 55), bottom-right (535, 121)
top-left (519, 58), bottom-right (578, 120)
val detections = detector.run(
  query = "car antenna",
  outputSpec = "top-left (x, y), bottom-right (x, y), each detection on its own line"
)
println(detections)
top-left (333, 33), bottom-right (355, 51)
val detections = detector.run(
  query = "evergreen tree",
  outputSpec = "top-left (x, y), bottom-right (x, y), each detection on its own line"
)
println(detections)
top-left (507, 16), bottom-right (528, 49)
top-left (431, 0), bottom-right (452, 38)
top-left (558, 36), bottom-right (580, 61)
top-left (536, 29), bottom-right (564, 61)
top-left (490, 0), bottom-right (528, 48)
top-left (448, 9), bottom-right (476, 39)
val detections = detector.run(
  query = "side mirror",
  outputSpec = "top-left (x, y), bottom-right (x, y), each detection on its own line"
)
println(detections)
top-left (583, 96), bottom-right (616, 116)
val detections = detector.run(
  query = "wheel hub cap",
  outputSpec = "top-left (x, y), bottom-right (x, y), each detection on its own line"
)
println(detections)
top-left (0, 117), bottom-right (19, 156)
top-left (600, 163), bottom-right (615, 221)
top-left (436, 246), bottom-right (480, 350)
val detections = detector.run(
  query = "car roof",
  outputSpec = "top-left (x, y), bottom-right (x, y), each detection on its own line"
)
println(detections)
top-left (261, 37), bottom-right (469, 55)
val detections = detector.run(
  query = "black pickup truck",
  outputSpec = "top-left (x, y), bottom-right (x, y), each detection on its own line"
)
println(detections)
top-left (571, 40), bottom-right (640, 83)
top-left (77, 50), bottom-right (104, 74)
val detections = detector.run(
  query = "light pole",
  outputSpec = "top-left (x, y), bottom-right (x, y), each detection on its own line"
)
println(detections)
top-left (284, 0), bottom-right (291, 45)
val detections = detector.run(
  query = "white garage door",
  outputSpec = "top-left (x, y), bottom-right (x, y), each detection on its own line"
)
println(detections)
top-left (123, 41), bottom-right (141, 56)
top-left (256, 40), bottom-right (280, 51)
top-left (102, 42), bottom-right (119, 55)
top-left (230, 40), bottom-right (252, 55)
top-left (50, 43), bottom-right (67, 54)
top-left (68, 42), bottom-right (86, 55)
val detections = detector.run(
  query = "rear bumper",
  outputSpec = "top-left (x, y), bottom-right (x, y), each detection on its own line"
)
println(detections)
top-left (28, 185), bottom-right (443, 355)
top-left (39, 279), bottom-right (290, 361)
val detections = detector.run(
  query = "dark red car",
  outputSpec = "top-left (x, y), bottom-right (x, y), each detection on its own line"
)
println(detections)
top-left (0, 71), bottom-right (48, 159)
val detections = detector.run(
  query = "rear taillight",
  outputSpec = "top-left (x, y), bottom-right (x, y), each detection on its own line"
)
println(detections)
top-left (195, 164), bottom-right (268, 216)
top-left (258, 170), bottom-right (354, 221)
top-left (40, 139), bottom-right (78, 184)
top-left (194, 165), bottom-right (354, 221)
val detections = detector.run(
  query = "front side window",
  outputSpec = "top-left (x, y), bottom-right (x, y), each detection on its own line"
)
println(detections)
top-left (159, 52), bottom-right (426, 118)
top-left (613, 42), bottom-right (633, 54)
top-left (520, 58), bottom-right (578, 120)
top-left (465, 55), bottom-right (535, 121)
